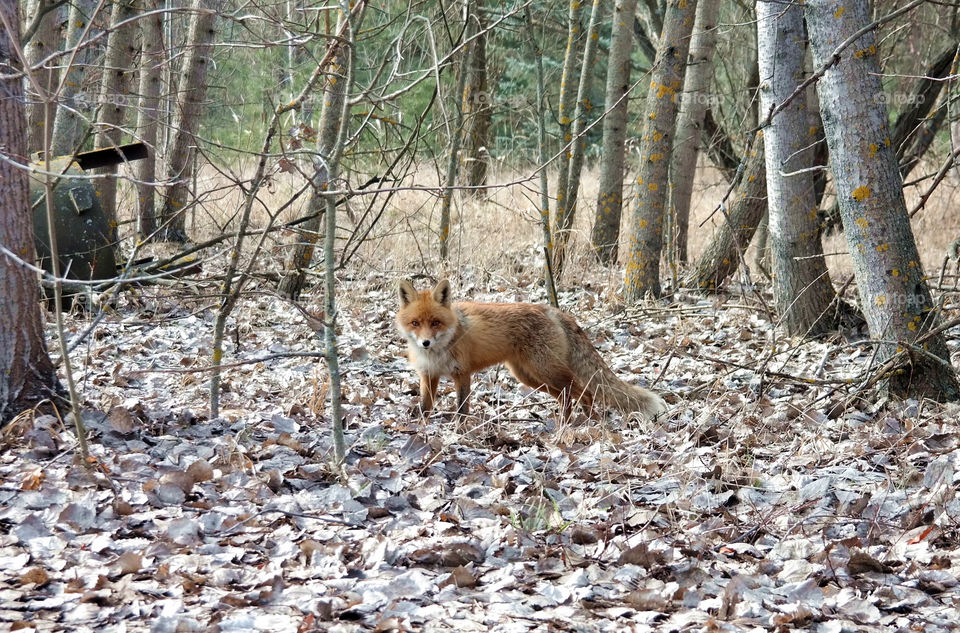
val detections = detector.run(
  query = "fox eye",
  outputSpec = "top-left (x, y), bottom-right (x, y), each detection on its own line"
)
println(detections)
top-left (410, 320), bottom-right (420, 327)
top-left (431, 320), bottom-right (442, 328)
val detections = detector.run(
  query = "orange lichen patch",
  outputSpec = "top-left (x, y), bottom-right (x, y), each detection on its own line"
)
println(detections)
top-left (855, 217), bottom-right (869, 228)
top-left (853, 45), bottom-right (876, 59)
top-left (876, 243), bottom-right (889, 252)
top-left (876, 295), bottom-right (887, 306)
top-left (648, 183), bottom-right (658, 191)
top-left (868, 143), bottom-right (878, 157)
top-left (852, 186), bottom-right (871, 201)
top-left (834, 6), bottom-right (845, 18)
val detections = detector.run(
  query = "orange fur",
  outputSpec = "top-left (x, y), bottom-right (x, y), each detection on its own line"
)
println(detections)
top-left (396, 279), bottom-right (667, 420)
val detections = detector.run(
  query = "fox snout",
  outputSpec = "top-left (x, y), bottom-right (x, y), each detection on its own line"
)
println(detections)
top-left (419, 338), bottom-right (433, 349)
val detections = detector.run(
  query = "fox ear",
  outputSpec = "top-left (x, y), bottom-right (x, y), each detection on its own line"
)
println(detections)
top-left (398, 279), bottom-right (417, 307)
top-left (432, 279), bottom-right (452, 306)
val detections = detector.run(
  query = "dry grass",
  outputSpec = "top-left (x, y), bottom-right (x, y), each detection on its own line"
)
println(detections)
top-left (115, 156), bottom-right (960, 302)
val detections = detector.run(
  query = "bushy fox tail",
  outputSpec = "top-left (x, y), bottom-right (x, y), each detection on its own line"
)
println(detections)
top-left (561, 313), bottom-right (667, 420)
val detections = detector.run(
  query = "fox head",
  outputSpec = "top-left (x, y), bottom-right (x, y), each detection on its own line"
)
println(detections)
top-left (397, 279), bottom-right (455, 351)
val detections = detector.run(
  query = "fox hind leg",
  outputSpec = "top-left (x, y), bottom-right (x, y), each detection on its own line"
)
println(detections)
top-left (506, 361), bottom-right (591, 419)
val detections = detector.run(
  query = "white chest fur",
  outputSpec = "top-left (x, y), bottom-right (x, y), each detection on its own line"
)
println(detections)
top-left (408, 343), bottom-right (461, 377)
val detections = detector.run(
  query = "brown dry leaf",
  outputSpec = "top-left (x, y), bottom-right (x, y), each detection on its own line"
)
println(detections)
top-left (439, 566), bottom-right (477, 588)
top-left (570, 525), bottom-right (599, 545)
top-left (107, 406), bottom-right (137, 434)
top-left (276, 432), bottom-right (305, 453)
top-left (625, 588), bottom-right (670, 611)
top-left (20, 469), bottom-right (44, 491)
top-left (116, 552), bottom-right (143, 575)
top-left (439, 543), bottom-right (484, 567)
top-left (847, 550), bottom-right (894, 575)
top-left (19, 567), bottom-right (49, 587)
top-left (186, 459), bottom-right (214, 483)
top-left (372, 616), bottom-right (403, 633)
top-left (159, 470), bottom-right (195, 494)
top-left (618, 543), bottom-right (663, 568)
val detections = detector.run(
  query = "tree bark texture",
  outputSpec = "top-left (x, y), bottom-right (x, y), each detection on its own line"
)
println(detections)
top-left (462, 2), bottom-right (490, 195)
top-left (552, 0), bottom-right (583, 268)
top-left (668, 0), bottom-right (718, 265)
top-left (1, 0), bottom-right (60, 422)
top-left (136, 1), bottom-right (164, 238)
top-left (806, 0), bottom-right (959, 400)
top-left (554, 0), bottom-right (603, 276)
top-left (592, 0), bottom-right (638, 265)
top-left (685, 133), bottom-right (766, 291)
top-left (436, 3), bottom-right (474, 262)
top-left (50, 0), bottom-right (97, 156)
top-left (93, 0), bottom-right (139, 239)
top-left (623, 0), bottom-right (698, 300)
top-left (757, 0), bottom-right (836, 337)
top-left (278, 8), bottom-right (357, 299)
top-left (24, 0), bottom-right (61, 154)
top-left (159, 0), bottom-right (222, 241)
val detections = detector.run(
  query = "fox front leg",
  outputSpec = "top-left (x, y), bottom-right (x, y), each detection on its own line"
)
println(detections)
top-left (453, 373), bottom-right (472, 415)
top-left (418, 374), bottom-right (440, 417)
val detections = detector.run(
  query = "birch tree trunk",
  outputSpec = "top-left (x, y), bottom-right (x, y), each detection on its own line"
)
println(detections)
top-left (158, 0), bottom-right (222, 242)
top-left (806, 0), bottom-right (959, 400)
top-left (24, 0), bottom-right (61, 154)
top-left (757, 0), bottom-right (836, 337)
top-left (623, 0), bottom-right (698, 300)
top-left (554, 0), bottom-right (603, 276)
top-left (135, 2), bottom-right (164, 238)
top-left (0, 0), bottom-right (60, 422)
top-left (592, 0), bottom-right (637, 265)
top-left (50, 0), bottom-right (97, 156)
top-left (668, 0), bottom-right (718, 265)
top-left (93, 0), bottom-right (138, 238)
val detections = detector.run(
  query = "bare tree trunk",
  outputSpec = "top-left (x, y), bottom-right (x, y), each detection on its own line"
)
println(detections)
top-left (93, 0), bottom-right (138, 239)
top-left (50, 0), bottom-right (97, 156)
top-left (552, 0), bottom-right (583, 270)
top-left (757, 0), bottom-right (836, 337)
top-left (0, 0), bottom-right (61, 423)
top-left (24, 0), bottom-right (61, 154)
top-left (158, 0), bottom-right (222, 242)
top-left (806, 0), bottom-right (959, 400)
top-left (437, 2), bottom-right (474, 262)
top-left (623, 0), bottom-right (698, 300)
top-left (685, 136), bottom-right (766, 290)
top-left (592, 0), bottom-right (637, 265)
top-left (554, 0), bottom-right (603, 277)
top-left (462, 0), bottom-right (490, 196)
top-left (668, 0), bottom-right (719, 265)
top-left (136, 2), bottom-right (164, 238)
top-left (526, 4), bottom-right (558, 306)
top-left (278, 7), bottom-right (358, 299)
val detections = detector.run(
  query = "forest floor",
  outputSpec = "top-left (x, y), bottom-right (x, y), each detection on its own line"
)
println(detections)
top-left (2, 255), bottom-right (960, 632)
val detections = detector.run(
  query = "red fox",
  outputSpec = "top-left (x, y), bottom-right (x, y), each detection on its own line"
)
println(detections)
top-left (396, 279), bottom-right (667, 420)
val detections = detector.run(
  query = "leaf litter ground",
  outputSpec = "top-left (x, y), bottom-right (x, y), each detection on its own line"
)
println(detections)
top-left (2, 271), bottom-right (959, 633)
